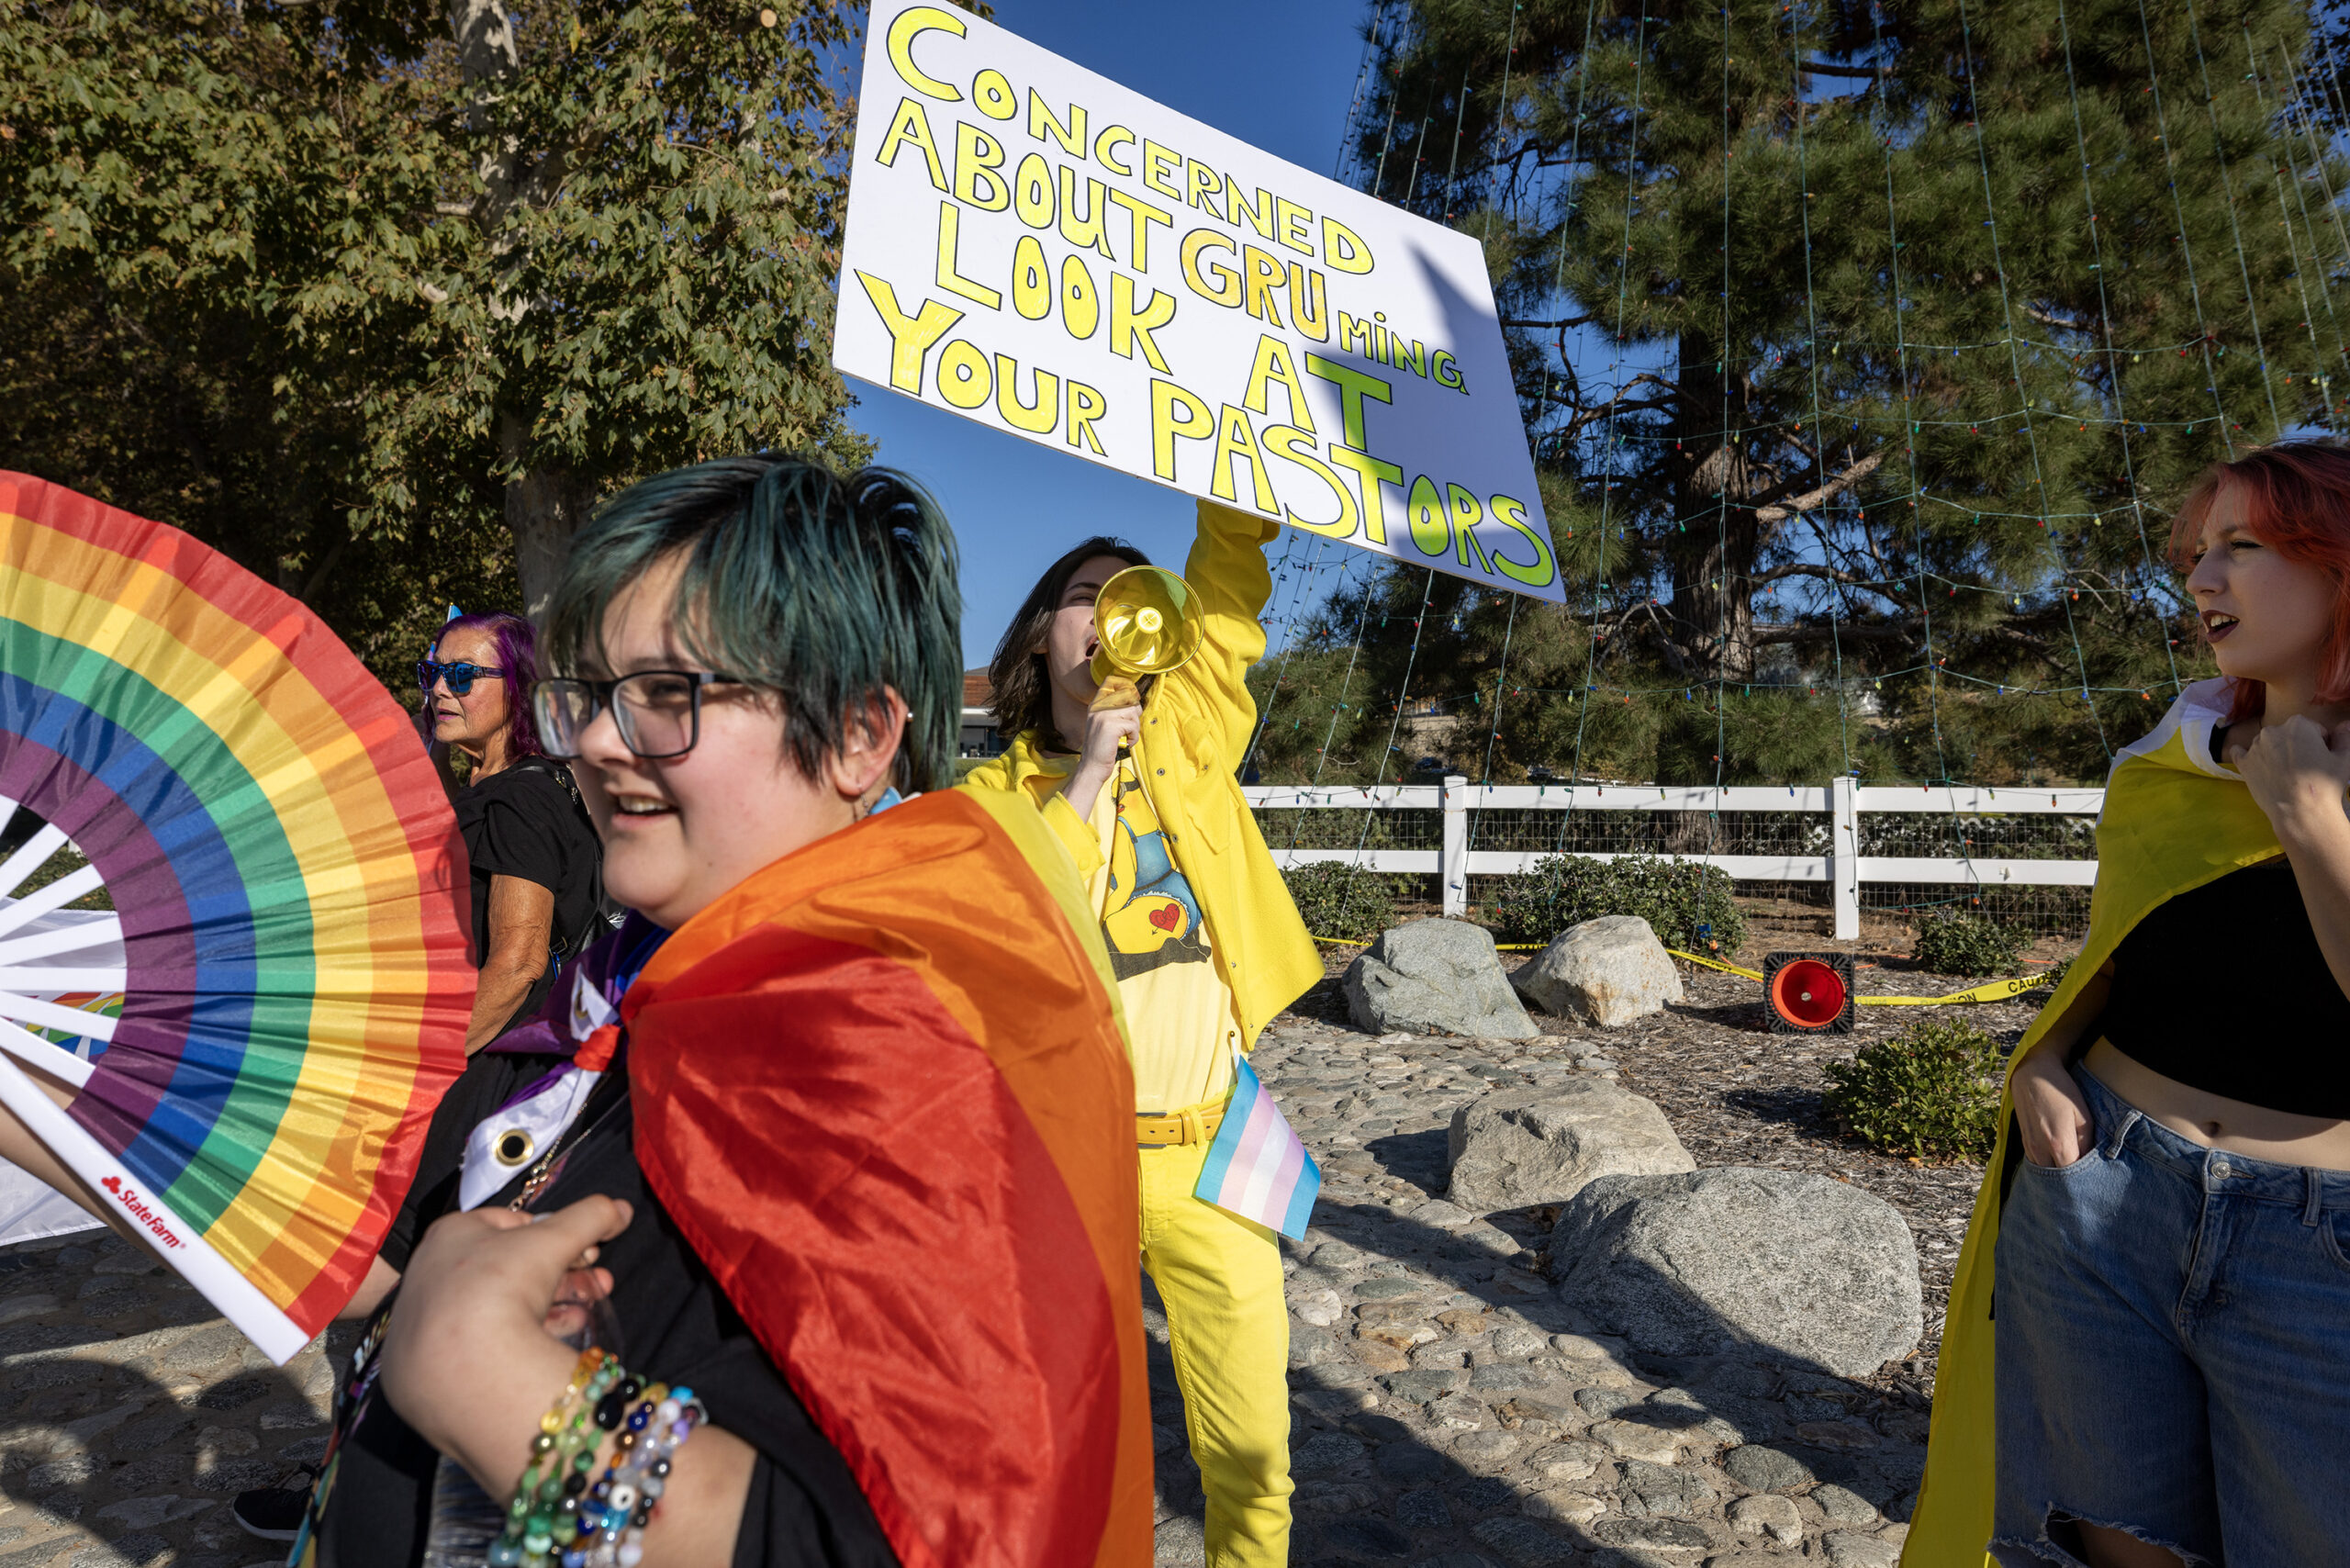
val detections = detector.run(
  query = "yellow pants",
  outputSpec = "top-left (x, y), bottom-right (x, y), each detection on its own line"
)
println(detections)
top-left (1138, 1121), bottom-right (1292, 1568)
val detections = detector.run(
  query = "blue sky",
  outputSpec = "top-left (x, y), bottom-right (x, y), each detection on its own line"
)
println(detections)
top-left (840, 0), bottom-right (1376, 669)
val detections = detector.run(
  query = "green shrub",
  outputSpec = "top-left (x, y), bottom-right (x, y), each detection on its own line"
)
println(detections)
top-left (1911, 912), bottom-right (2031, 977)
top-left (1486, 854), bottom-right (1747, 954)
top-left (1281, 862), bottom-right (1400, 944)
top-left (1823, 1018), bottom-right (2004, 1162)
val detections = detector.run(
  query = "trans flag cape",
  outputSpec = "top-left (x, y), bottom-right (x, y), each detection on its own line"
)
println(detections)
top-left (620, 788), bottom-right (1153, 1568)
top-left (1902, 678), bottom-right (2283, 1566)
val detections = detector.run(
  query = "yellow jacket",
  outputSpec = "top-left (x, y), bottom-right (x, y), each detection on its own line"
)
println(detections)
top-left (1903, 678), bottom-right (2283, 1566)
top-left (958, 499), bottom-right (1323, 1050)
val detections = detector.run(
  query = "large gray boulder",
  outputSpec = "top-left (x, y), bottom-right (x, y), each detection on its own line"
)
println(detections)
top-left (1547, 1168), bottom-right (1922, 1377)
top-left (1515, 915), bottom-right (1684, 1026)
top-left (1447, 1081), bottom-right (1694, 1211)
top-left (1343, 919), bottom-right (1539, 1038)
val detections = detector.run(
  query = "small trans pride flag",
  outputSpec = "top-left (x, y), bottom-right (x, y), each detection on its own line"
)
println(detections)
top-left (1194, 1050), bottom-right (1320, 1239)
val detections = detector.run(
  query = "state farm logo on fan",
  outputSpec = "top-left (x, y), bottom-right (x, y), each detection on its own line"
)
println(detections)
top-left (98, 1174), bottom-right (185, 1250)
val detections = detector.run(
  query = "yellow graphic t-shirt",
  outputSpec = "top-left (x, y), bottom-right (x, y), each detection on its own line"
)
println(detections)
top-left (1073, 756), bottom-right (1241, 1114)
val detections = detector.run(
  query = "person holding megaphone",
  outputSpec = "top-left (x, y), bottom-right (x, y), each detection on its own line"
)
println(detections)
top-left (962, 499), bottom-right (1323, 1567)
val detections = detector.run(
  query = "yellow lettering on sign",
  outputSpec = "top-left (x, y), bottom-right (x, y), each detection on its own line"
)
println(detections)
top-left (934, 202), bottom-right (1001, 310)
top-left (1093, 123), bottom-right (1136, 175)
top-left (1275, 196), bottom-right (1315, 255)
top-left (953, 123), bottom-right (1008, 210)
top-left (1242, 334), bottom-right (1314, 432)
top-left (936, 338), bottom-right (992, 409)
top-left (1241, 245), bottom-right (1287, 327)
top-left (1487, 494), bottom-right (1558, 588)
top-left (1111, 274), bottom-right (1177, 373)
top-left (1322, 216), bottom-right (1373, 274)
top-left (1141, 139), bottom-right (1184, 199)
top-left (1108, 188), bottom-right (1172, 270)
top-left (1405, 475), bottom-right (1449, 557)
top-left (1028, 90), bottom-right (1088, 157)
top-left (1326, 444), bottom-right (1402, 546)
top-left (1211, 404), bottom-right (1280, 516)
top-left (876, 97), bottom-right (947, 192)
top-left (853, 272), bottom-right (962, 393)
top-left (1263, 426), bottom-right (1359, 540)
top-left (884, 6), bottom-right (965, 102)
top-left (1289, 264), bottom-right (1328, 342)
top-left (1013, 153), bottom-right (1055, 229)
top-left (1448, 484), bottom-right (1494, 574)
top-left (1226, 179), bottom-right (1274, 241)
top-left (1181, 230), bottom-right (1241, 308)
top-left (1060, 253), bottom-right (1101, 340)
top-left (1058, 169), bottom-right (1115, 260)
top-left (1303, 353), bottom-right (1393, 448)
top-left (1149, 378), bottom-right (1214, 480)
top-left (1186, 159), bottom-right (1226, 221)
top-left (1432, 349), bottom-right (1464, 391)
top-left (972, 68), bottom-right (1017, 120)
top-left (1011, 235), bottom-right (1051, 320)
top-left (1068, 381), bottom-right (1108, 454)
top-left (1338, 312), bottom-right (1374, 358)
top-left (994, 354), bottom-right (1058, 432)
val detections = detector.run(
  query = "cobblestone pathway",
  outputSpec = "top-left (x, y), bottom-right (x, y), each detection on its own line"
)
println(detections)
top-left (1, 1002), bottom-right (1933, 1568)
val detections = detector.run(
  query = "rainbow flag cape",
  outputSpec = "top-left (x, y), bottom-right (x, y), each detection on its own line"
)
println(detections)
top-left (621, 788), bottom-right (1153, 1568)
top-left (1196, 1048), bottom-right (1320, 1238)
top-left (1903, 678), bottom-right (2281, 1565)
top-left (0, 475), bottom-right (474, 1361)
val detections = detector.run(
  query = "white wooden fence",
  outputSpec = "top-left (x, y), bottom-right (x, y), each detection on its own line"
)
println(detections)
top-left (1245, 778), bottom-right (2104, 938)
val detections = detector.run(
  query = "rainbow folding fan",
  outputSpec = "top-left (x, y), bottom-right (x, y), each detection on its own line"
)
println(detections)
top-left (0, 475), bottom-right (474, 1361)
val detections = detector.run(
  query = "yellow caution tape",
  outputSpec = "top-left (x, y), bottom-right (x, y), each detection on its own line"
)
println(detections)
top-left (1664, 948), bottom-right (2053, 1007)
top-left (1313, 935), bottom-right (2053, 1007)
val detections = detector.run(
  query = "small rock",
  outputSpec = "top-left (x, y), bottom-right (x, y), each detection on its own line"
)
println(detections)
top-left (1813, 1484), bottom-right (1879, 1523)
top-left (1514, 916), bottom-right (1684, 1026)
top-left (1822, 1532), bottom-right (1903, 1568)
top-left (1590, 1517), bottom-right (1711, 1551)
top-left (1343, 921), bottom-right (1540, 1039)
top-left (1795, 1420), bottom-right (1881, 1451)
top-left (1728, 1495), bottom-right (1802, 1547)
top-left (1355, 1278), bottom-right (1428, 1301)
top-left (1428, 1391), bottom-right (1486, 1429)
top-left (1395, 1489), bottom-right (1452, 1528)
top-left (1617, 1458), bottom-right (1712, 1518)
top-left (1453, 1430), bottom-right (1519, 1466)
top-left (95, 1497), bottom-right (214, 1530)
top-left (27, 1455), bottom-right (103, 1491)
top-left (1373, 1443), bottom-right (1453, 1484)
top-left (0, 1294), bottom-right (59, 1327)
top-left (1578, 1386), bottom-right (1641, 1418)
top-left (1524, 1489), bottom-right (1607, 1527)
top-left (1490, 1322), bottom-right (1550, 1358)
top-left (1435, 1307), bottom-right (1493, 1337)
top-left (1719, 1445), bottom-right (1815, 1495)
top-left (1409, 1199), bottom-right (1472, 1228)
top-left (1152, 1513), bottom-right (1204, 1566)
top-left (1528, 1439), bottom-right (1606, 1483)
top-left (1382, 1369), bottom-right (1463, 1403)
top-left (1448, 1082), bottom-right (1694, 1212)
top-left (1290, 1431), bottom-right (1367, 1473)
top-left (1469, 1363), bottom-right (1545, 1393)
top-left (1292, 1289), bottom-right (1345, 1328)
top-left (1589, 1418), bottom-right (1683, 1464)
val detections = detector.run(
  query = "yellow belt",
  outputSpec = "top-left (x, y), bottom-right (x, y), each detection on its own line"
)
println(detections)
top-left (1136, 1105), bottom-right (1225, 1147)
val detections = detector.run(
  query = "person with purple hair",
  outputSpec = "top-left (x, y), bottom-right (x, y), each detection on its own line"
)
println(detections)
top-left (425, 610), bottom-right (605, 1050)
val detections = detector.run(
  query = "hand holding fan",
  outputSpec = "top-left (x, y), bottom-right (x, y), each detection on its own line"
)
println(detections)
top-left (0, 474), bottom-right (475, 1361)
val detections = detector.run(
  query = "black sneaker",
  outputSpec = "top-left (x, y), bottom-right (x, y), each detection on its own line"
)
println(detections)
top-left (231, 1465), bottom-right (320, 1542)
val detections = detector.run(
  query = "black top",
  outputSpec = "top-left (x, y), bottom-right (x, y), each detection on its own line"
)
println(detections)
top-left (314, 1070), bottom-right (898, 1568)
top-left (2101, 855), bottom-right (2350, 1116)
top-left (452, 758), bottom-right (602, 1035)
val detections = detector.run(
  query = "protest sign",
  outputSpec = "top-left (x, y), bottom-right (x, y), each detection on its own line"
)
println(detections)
top-left (834, 0), bottom-right (1563, 601)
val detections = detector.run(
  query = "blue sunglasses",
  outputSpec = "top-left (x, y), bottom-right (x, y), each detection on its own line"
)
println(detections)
top-left (418, 659), bottom-right (508, 696)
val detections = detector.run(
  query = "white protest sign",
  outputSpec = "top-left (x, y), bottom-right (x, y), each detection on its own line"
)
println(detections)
top-left (834, 0), bottom-right (1563, 602)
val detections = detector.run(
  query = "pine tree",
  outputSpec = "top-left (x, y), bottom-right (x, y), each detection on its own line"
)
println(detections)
top-left (1253, 0), bottom-right (2342, 789)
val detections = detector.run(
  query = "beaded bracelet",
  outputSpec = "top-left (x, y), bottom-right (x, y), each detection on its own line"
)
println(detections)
top-left (576, 1382), bottom-right (706, 1568)
top-left (494, 1350), bottom-right (623, 1568)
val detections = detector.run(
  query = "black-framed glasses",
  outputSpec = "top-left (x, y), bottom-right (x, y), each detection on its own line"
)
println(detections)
top-left (532, 671), bottom-right (743, 760)
top-left (417, 660), bottom-right (507, 696)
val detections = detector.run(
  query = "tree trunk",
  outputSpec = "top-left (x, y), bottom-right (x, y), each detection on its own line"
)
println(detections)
top-left (503, 415), bottom-right (599, 616)
top-left (1667, 339), bottom-right (1764, 681)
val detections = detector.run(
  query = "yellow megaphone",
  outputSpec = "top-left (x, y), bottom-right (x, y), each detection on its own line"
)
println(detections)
top-left (1088, 565), bottom-right (1202, 714)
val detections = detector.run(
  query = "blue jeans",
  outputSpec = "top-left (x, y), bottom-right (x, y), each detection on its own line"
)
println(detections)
top-left (1992, 1064), bottom-right (2350, 1566)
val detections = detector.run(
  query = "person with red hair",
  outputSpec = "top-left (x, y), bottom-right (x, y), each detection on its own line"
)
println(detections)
top-left (1908, 440), bottom-right (2350, 1566)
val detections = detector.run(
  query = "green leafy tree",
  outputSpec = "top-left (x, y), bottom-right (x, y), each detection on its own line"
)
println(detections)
top-left (1257, 0), bottom-right (2336, 788)
top-left (2, 0), bottom-right (878, 676)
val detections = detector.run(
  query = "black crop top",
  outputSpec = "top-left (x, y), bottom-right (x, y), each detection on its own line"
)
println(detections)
top-left (2099, 856), bottom-right (2350, 1117)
